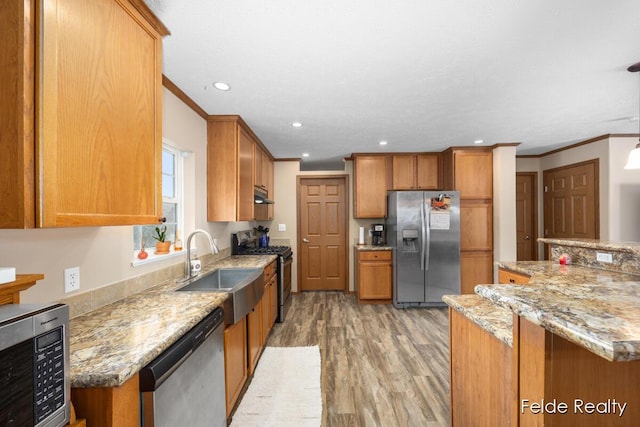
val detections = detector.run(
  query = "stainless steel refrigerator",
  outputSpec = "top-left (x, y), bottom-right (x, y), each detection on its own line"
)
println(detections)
top-left (386, 191), bottom-right (460, 308)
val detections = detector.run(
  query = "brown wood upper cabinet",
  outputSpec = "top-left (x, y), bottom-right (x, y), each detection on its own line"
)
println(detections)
top-left (353, 155), bottom-right (390, 218)
top-left (207, 115), bottom-right (274, 221)
top-left (391, 154), bottom-right (439, 190)
top-left (1, 0), bottom-right (167, 228)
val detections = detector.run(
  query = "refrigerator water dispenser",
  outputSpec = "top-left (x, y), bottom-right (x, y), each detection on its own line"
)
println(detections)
top-left (401, 229), bottom-right (419, 252)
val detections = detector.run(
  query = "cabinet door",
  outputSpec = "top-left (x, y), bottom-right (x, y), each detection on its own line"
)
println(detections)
top-left (460, 252), bottom-right (494, 294)
top-left (392, 155), bottom-right (416, 189)
top-left (416, 154), bottom-right (439, 189)
top-left (354, 155), bottom-right (389, 218)
top-left (266, 155), bottom-right (275, 220)
top-left (270, 274), bottom-right (278, 325)
top-left (460, 202), bottom-right (493, 251)
top-left (238, 128), bottom-right (255, 221)
top-left (247, 302), bottom-right (262, 375)
top-left (261, 283), bottom-right (271, 345)
top-left (39, 0), bottom-right (162, 226)
top-left (254, 146), bottom-right (264, 189)
top-left (453, 151), bottom-right (493, 199)
top-left (224, 317), bottom-right (247, 416)
top-left (358, 256), bottom-right (392, 299)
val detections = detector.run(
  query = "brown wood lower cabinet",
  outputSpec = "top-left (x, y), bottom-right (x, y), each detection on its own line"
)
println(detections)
top-left (498, 268), bottom-right (530, 285)
top-left (224, 317), bottom-right (247, 417)
top-left (449, 309), bottom-right (513, 427)
top-left (71, 374), bottom-right (140, 427)
top-left (460, 252), bottom-right (493, 294)
top-left (516, 317), bottom-right (640, 426)
top-left (355, 250), bottom-right (392, 303)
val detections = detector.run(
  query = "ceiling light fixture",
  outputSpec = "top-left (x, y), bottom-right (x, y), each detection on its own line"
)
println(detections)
top-left (379, 140), bottom-right (388, 146)
top-left (213, 81), bottom-right (231, 91)
top-left (292, 122), bottom-right (303, 128)
top-left (302, 153), bottom-right (310, 158)
top-left (474, 139), bottom-right (484, 144)
top-left (624, 61), bottom-right (640, 169)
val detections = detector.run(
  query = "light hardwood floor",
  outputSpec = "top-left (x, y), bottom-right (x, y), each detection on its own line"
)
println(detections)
top-left (267, 292), bottom-right (451, 426)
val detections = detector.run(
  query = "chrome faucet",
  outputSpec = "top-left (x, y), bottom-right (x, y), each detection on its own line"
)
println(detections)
top-left (184, 229), bottom-right (219, 279)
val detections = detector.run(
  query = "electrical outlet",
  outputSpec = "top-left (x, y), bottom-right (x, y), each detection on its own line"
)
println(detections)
top-left (596, 252), bottom-right (613, 263)
top-left (278, 223), bottom-right (286, 232)
top-left (64, 267), bottom-right (80, 293)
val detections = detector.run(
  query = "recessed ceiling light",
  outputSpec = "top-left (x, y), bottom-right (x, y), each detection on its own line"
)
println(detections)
top-left (302, 153), bottom-right (310, 158)
top-left (213, 82), bottom-right (231, 91)
top-left (379, 141), bottom-right (388, 146)
top-left (292, 122), bottom-right (303, 128)
top-left (474, 139), bottom-right (484, 144)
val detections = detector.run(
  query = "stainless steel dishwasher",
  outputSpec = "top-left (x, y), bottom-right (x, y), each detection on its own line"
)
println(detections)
top-left (139, 307), bottom-right (226, 427)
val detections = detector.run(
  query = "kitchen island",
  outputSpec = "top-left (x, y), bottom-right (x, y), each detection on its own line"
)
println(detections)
top-left (69, 254), bottom-right (276, 426)
top-left (445, 238), bottom-right (640, 427)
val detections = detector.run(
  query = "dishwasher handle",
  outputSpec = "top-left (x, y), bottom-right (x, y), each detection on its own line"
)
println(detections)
top-left (139, 307), bottom-right (224, 392)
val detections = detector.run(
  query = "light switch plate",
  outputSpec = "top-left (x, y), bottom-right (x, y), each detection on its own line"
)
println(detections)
top-left (278, 223), bottom-right (286, 232)
top-left (596, 252), bottom-right (613, 263)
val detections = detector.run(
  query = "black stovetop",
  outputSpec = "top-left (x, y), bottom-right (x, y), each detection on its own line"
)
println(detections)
top-left (232, 230), bottom-right (291, 257)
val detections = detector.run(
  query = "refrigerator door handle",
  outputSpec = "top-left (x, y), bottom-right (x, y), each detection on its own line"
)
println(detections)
top-left (425, 200), bottom-right (431, 271)
top-left (420, 197), bottom-right (426, 271)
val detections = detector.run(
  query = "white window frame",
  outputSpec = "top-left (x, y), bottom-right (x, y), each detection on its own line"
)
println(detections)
top-left (132, 141), bottom-right (185, 266)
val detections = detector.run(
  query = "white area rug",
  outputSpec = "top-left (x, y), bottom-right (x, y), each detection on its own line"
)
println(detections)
top-left (230, 346), bottom-right (322, 427)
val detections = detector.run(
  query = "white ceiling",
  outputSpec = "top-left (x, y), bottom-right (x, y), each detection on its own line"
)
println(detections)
top-left (145, 0), bottom-right (640, 169)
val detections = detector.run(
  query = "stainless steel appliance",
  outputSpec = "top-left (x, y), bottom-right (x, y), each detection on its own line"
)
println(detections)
top-left (140, 307), bottom-right (226, 427)
top-left (232, 230), bottom-right (293, 322)
top-left (386, 191), bottom-right (460, 307)
top-left (371, 223), bottom-right (386, 246)
top-left (0, 303), bottom-right (70, 427)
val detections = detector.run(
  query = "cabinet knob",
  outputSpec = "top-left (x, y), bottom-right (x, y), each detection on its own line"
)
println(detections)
top-left (509, 278), bottom-right (515, 283)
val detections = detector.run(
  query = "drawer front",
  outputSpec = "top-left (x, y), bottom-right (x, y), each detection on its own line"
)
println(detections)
top-left (359, 251), bottom-right (392, 261)
top-left (264, 260), bottom-right (277, 281)
top-left (498, 269), bottom-right (530, 285)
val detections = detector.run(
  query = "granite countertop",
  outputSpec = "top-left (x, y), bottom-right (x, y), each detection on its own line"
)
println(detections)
top-left (475, 280), bottom-right (640, 362)
top-left (497, 260), bottom-right (640, 284)
top-left (354, 244), bottom-right (393, 251)
top-left (442, 294), bottom-right (513, 347)
top-left (69, 255), bottom-right (276, 388)
top-left (539, 238), bottom-right (640, 255)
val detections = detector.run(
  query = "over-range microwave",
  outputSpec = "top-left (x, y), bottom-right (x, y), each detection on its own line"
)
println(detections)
top-left (0, 303), bottom-right (70, 427)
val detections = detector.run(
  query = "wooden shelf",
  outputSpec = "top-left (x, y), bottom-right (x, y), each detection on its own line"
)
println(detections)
top-left (0, 274), bottom-right (44, 305)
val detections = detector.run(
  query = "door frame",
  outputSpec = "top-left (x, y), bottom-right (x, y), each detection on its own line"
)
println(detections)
top-left (296, 174), bottom-right (350, 292)
top-left (516, 171), bottom-right (538, 261)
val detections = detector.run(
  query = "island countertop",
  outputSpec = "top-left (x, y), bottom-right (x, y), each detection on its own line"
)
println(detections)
top-left (475, 279), bottom-right (640, 362)
top-left (497, 260), bottom-right (640, 284)
top-left (69, 255), bottom-right (276, 388)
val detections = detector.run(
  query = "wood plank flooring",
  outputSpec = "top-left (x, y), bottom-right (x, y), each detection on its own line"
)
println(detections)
top-left (267, 292), bottom-right (451, 426)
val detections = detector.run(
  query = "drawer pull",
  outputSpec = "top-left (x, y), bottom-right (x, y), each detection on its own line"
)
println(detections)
top-left (509, 278), bottom-right (515, 283)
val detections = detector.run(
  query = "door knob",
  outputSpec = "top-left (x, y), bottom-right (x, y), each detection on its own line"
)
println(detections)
top-left (524, 235), bottom-right (531, 240)
top-left (302, 238), bottom-right (310, 243)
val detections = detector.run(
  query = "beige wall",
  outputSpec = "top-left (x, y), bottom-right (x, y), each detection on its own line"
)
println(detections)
top-left (493, 145), bottom-right (518, 277)
top-left (0, 88), bottom-right (250, 304)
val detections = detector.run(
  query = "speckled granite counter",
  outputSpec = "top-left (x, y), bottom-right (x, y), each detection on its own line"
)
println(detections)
top-left (354, 244), bottom-right (393, 251)
top-left (539, 238), bottom-right (640, 255)
top-left (497, 260), bottom-right (640, 284)
top-left (442, 294), bottom-right (513, 347)
top-left (69, 254), bottom-right (276, 388)
top-left (475, 279), bottom-right (640, 361)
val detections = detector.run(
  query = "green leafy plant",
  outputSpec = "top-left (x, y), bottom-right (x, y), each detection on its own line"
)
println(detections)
top-left (153, 218), bottom-right (167, 242)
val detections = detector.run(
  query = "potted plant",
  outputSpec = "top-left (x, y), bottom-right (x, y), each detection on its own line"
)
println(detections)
top-left (153, 219), bottom-right (171, 254)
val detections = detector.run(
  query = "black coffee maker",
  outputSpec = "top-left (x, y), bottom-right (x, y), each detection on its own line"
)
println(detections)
top-left (371, 223), bottom-right (386, 246)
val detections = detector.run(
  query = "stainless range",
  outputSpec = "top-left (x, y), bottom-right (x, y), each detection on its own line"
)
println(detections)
top-left (232, 230), bottom-right (293, 322)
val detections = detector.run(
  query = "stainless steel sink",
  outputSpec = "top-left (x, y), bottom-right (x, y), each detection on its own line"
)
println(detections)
top-left (176, 268), bottom-right (264, 325)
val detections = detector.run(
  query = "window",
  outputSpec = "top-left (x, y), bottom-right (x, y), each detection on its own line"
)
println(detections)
top-left (132, 143), bottom-right (184, 265)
